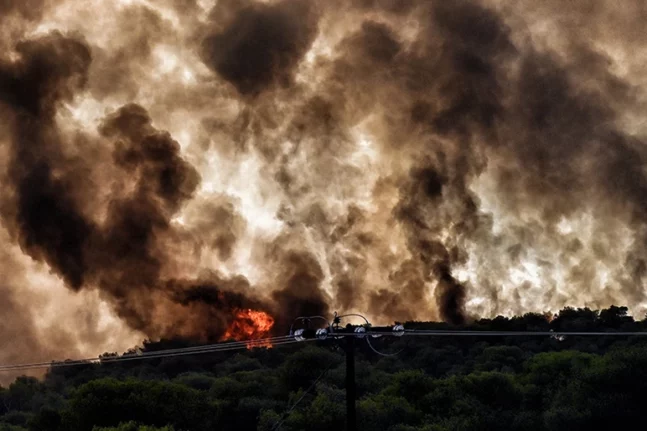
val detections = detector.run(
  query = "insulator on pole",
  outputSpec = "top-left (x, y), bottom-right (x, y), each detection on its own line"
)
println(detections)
top-left (354, 327), bottom-right (366, 339)
top-left (294, 328), bottom-right (306, 342)
top-left (392, 324), bottom-right (405, 336)
top-left (316, 328), bottom-right (328, 340)
top-left (549, 329), bottom-right (566, 341)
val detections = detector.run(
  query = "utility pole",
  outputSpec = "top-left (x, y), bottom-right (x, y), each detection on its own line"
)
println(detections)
top-left (290, 314), bottom-right (405, 431)
top-left (344, 334), bottom-right (357, 431)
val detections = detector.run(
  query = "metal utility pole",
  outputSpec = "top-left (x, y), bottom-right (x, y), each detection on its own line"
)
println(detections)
top-left (344, 334), bottom-right (357, 431)
top-left (290, 314), bottom-right (405, 431)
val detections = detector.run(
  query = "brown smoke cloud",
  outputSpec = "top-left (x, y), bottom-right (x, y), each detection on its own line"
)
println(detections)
top-left (200, 0), bottom-right (320, 97)
top-left (1, 0), bottom-right (647, 363)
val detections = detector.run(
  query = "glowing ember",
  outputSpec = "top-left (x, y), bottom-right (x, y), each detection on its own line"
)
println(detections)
top-left (222, 309), bottom-right (275, 349)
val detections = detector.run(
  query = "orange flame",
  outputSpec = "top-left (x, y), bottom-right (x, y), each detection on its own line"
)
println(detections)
top-left (222, 308), bottom-right (275, 349)
top-left (544, 311), bottom-right (556, 322)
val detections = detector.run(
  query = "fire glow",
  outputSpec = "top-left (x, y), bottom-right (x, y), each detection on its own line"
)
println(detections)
top-left (222, 309), bottom-right (275, 349)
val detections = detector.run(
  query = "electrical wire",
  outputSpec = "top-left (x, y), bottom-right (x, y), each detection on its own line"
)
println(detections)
top-left (365, 336), bottom-right (402, 357)
top-left (5, 328), bottom-right (647, 372)
top-left (367, 330), bottom-right (647, 336)
top-left (120, 335), bottom-right (294, 357)
top-left (357, 329), bottom-right (647, 356)
top-left (0, 337), bottom-right (299, 369)
top-left (0, 339), bottom-right (310, 372)
top-left (271, 360), bottom-right (336, 431)
top-left (0, 336), bottom-right (282, 370)
top-left (0, 336), bottom-right (312, 372)
top-left (285, 329), bottom-right (647, 340)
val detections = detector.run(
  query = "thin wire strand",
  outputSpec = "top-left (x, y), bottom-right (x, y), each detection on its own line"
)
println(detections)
top-left (0, 340), bottom-right (312, 372)
top-left (99, 339), bottom-right (313, 365)
top-left (271, 360), bottom-right (336, 431)
top-left (5, 329), bottom-right (647, 371)
top-left (0, 335), bottom-right (293, 371)
top-left (398, 330), bottom-right (647, 336)
top-left (365, 336), bottom-right (402, 357)
top-left (124, 335), bottom-right (294, 356)
top-left (311, 330), bottom-right (647, 337)
top-left (0, 337), bottom-right (310, 372)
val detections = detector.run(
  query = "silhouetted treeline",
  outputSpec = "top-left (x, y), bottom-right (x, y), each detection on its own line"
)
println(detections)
top-left (2, 305), bottom-right (647, 430)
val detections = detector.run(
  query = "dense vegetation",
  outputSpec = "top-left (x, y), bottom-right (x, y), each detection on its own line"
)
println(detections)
top-left (2, 306), bottom-right (647, 431)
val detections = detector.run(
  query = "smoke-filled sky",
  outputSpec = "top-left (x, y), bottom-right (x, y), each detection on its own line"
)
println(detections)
top-left (2, 0), bottom-right (647, 372)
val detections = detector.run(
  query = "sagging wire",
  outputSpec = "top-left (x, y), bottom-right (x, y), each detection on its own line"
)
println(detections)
top-left (0, 335), bottom-right (308, 372)
top-left (271, 360), bottom-right (337, 431)
top-left (366, 336), bottom-right (402, 357)
top-left (6, 324), bottom-right (647, 372)
top-left (366, 330), bottom-right (647, 337)
top-left (289, 313), bottom-right (647, 354)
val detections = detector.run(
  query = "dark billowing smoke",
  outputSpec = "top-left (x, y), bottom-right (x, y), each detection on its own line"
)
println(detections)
top-left (0, 28), bottom-right (327, 343)
top-left (390, 0), bottom-right (514, 323)
top-left (200, 0), bottom-right (320, 97)
top-left (270, 249), bottom-right (330, 333)
top-left (0, 33), bottom-right (272, 341)
top-left (1, 0), bottom-right (647, 361)
top-left (0, 32), bottom-right (93, 289)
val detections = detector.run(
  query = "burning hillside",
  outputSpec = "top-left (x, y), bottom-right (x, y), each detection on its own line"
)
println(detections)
top-left (222, 309), bottom-right (275, 348)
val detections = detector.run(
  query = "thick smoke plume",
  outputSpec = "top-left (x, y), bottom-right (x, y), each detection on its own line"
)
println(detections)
top-left (1, 0), bottom-right (647, 364)
top-left (200, 0), bottom-right (319, 96)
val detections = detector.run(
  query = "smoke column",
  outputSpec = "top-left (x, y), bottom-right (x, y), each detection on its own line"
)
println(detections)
top-left (2, 0), bottom-right (647, 373)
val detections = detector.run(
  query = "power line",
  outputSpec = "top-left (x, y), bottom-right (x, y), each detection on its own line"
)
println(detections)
top-left (271, 361), bottom-right (337, 431)
top-left (288, 313), bottom-right (647, 431)
top-left (4, 325), bottom-right (646, 372)
top-left (0, 336), bottom-right (309, 372)
top-left (0, 339), bottom-right (307, 371)
top-left (366, 336), bottom-right (401, 357)
top-left (368, 330), bottom-right (647, 337)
